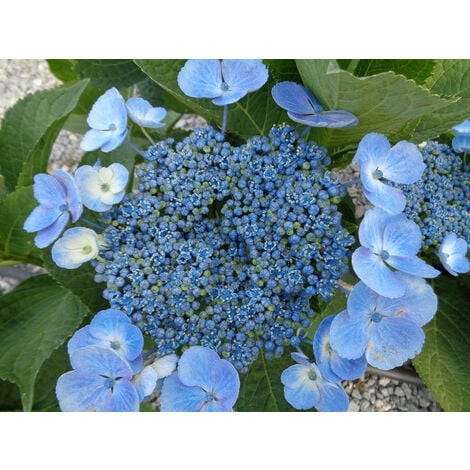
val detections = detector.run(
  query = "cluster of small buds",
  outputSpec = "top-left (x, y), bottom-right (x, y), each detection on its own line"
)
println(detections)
top-left (397, 140), bottom-right (469, 249)
top-left (94, 124), bottom-right (354, 372)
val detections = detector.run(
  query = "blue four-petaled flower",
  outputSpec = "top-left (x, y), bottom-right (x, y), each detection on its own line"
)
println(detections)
top-left (438, 232), bottom-right (470, 276)
top-left (353, 133), bottom-right (425, 214)
top-left (271, 81), bottom-right (358, 128)
top-left (281, 352), bottom-right (349, 412)
top-left (352, 207), bottom-right (440, 298)
top-left (177, 59), bottom-right (269, 105)
top-left (329, 274), bottom-right (437, 370)
top-left (80, 87), bottom-right (128, 152)
top-left (160, 346), bottom-right (240, 412)
top-left (23, 170), bottom-right (82, 248)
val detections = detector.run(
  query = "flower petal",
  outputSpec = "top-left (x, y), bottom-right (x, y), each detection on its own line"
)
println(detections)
top-left (362, 180), bottom-right (406, 215)
top-left (70, 346), bottom-right (133, 379)
top-left (133, 365), bottom-right (159, 401)
top-left (315, 380), bottom-right (349, 412)
top-left (126, 97), bottom-right (166, 128)
top-left (177, 346), bottom-right (220, 390)
top-left (329, 352), bottom-right (367, 381)
top-left (452, 135), bottom-right (470, 153)
top-left (452, 119), bottom-right (470, 134)
top-left (380, 141), bottom-right (425, 184)
top-left (445, 254), bottom-right (470, 275)
top-left (271, 81), bottom-right (322, 115)
top-left (379, 273), bottom-right (437, 327)
top-left (221, 59), bottom-right (268, 96)
top-left (211, 359), bottom-right (240, 407)
top-left (366, 317), bottom-right (425, 370)
top-left (56, 371), bottom-right (111, 411)
top-left (32, 173), bottom-right (66, 207)
top-left (67, 325), bottom-right (95, 355)
top-left (288, 110), bottom-right (358, 128)
top-left (160, 373), bottom-right (206, 412)
top-left (357, 207), bottom-right (389, 252)
top-left (440, 233), bottom-right (468, 257)
top-left (23, 205), bottom-right (62, 232)
top-left (177, 59), bottom-right (222, 99)
top-left (353, 132), bottom-right (391, 167)
top-left (151, 354), bottom-right (179, 379)
top-left (352, 246), bottom-right (406, 298)
top-left (281, 363), bottom-right (311, 389)
top-left (107, 163), bottom-right (129, 193)
top-left (87, 87), bottom-right (127, 130)
top-left (329, 310), bottom-right (369, 360)
top-left (80, 128), bottom-right (113, 152)
top-left (386, 255), bottom-right (440, 278)
top-left (382, 214), bottom-right (422, 256)
top-left (34, 211), bottom-right (70, 248)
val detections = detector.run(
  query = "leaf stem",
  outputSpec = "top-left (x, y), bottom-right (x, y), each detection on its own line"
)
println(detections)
top-left (125, 138), bottom-right (146, 157)
top-left (79, 216), bottom-right (104, 231)
top-left (221, 104), bottom-right (228, 136)
top-left (140, 126), bottom-right (155, 146)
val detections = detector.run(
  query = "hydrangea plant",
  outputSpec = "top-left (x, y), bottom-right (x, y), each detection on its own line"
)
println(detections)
top-left (0, 59), bottom-right (469, 413)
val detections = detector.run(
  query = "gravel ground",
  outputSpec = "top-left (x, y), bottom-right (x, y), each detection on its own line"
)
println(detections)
top-left (0, 59), bottom-right (442, 412)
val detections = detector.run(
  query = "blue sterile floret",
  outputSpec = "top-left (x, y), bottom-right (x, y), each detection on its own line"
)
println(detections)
top-left (396, 140), bottom-right (469, 249)
top-left (93, 124), bottom-right (354, 372)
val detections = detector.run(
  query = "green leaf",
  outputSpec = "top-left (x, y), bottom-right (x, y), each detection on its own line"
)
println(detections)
top-left (413, 59), bottom-right (470, 142)
top-left (47, 59), bottom-right (79, 82)
top-left (236, 351), bottom-right (299, 411)
top-left (0, 379), bottom-right (22, 410)
top-left (295, 60), bottom-right (454, 147)
top-left (74, 59), bottom-right (146, 89)
top-left (0, 80), bottom-right (89, 192)
top-left (42, 251), bottom-right (108, 313)
top-left (134, 59), bottom-right (287, 139)
top-left (0, 275), bottom-right (89, 411)
top-left (264, 59), bottom-right (302, 83)
top-left (339, 59), bottom-right (436, 85)
top-left (0, 186), bottom-right (42, 263)
top-left (413, 275), bottom-right (470, 411)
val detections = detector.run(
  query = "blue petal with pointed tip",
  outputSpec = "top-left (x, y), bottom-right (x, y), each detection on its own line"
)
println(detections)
top-left (272, 81), bottom-right (323, 114)
top-left (177, 59), bottom-right (222, 99)
top-left (288, 110), bottom-right (358, 128)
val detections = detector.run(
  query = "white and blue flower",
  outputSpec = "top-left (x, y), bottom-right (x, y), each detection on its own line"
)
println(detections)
top-left (74, 162), bottom-right (129, 212)
top-left (126, 97), bottom-right (166, 128)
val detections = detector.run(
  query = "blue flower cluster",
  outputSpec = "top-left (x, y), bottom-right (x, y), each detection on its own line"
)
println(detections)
top-left (94, 124), bottom-right (354, 372)
top-left (397, 140), bottom-right (469, 249)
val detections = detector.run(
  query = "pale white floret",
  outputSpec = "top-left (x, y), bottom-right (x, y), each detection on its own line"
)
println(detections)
top-left (52, 227), bottom-right (100, 269)
top-left (75, 163), bottom-right (129, 212)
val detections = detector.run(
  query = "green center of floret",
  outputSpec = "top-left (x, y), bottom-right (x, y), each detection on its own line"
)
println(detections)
top-left (82, 245), bottom-right (92, 254)
top-left (308, 369), bottom-right (317, 381)
top-left (374, 168), bottom-right (383, 179)
top-left (101, 183), bottom-right (110, 192)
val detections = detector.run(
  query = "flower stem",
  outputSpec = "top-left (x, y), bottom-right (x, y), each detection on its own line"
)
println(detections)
top-left (140, 126), bottom-right (155, 146)
top-left (79, 216), bottom-right (104, 231)
top-left (337, 279), bottom-right (353, 295)
top-left (340, 177), bottom-right (361, 189)
top-left (221, 104), bottom-right (228, 136)
top-left (125, 138), bottom-right (146, 157)
top-left (300, 126), bottom-right (312, 139)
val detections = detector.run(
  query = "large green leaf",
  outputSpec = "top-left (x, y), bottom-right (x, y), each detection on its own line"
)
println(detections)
top-left (0, 275), bottom-right (89, 411)
top-left (134, 59), bottom-right (287, 139)
top-left (46, 59), bottom-right (79, 82)
top-left (0, 186), bottom-right (42, 264)
top-left (412, 59), bottom-right (470, 142)
top-left (338, 59), bottom-right (436, 85)
top-left (42, 251), bottom-right (108, 313)
top-left (0, 80), bottom-right (89, 191)
top-left (413, 275), bottom-right (470, 411)
top-left (295, 60), bottom-right (454, 147)
top-left (236, 351), bottom-right (299, 411)
top-left (74, 59), bottom-right (146, 89)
